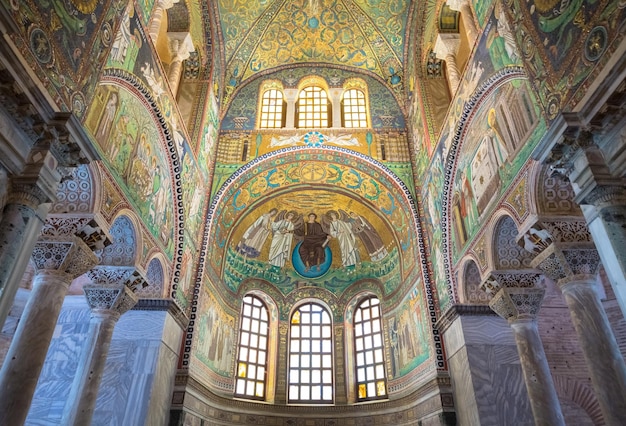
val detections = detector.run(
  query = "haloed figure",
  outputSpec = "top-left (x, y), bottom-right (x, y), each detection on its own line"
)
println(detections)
top-left (297, 213), bottom-right (329, 271)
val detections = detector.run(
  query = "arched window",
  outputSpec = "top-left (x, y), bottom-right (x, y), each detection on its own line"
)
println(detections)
top-left (259, 89), bottom-right (285, 128)
top-left (235, 295), bottom-right (270, 400)
top-left (354, 296), bottom-right (387, 401)
top-left (342, 89), bottom-right (367, 128)
top-left (288, 302), bottom-right (333, 403)
top-left (297, 86), bottom-right (330, 128)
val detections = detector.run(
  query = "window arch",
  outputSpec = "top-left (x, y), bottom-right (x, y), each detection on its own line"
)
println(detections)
top-left (288, 301), bottom-right (334, 403)
top-left (259, 88), bottom-right (285, 129)
top-left (342, 89), bottom-right (367, 128)
top-left (296, 86), bottom-right (330, 128)
top-left (235, 294), bottom-right (270, 400)
top-left (354, 296), bottom-right (387, 401)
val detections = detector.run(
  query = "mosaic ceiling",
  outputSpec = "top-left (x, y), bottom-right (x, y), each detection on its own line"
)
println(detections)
top-left (215, 0), bottom-right (412, 104)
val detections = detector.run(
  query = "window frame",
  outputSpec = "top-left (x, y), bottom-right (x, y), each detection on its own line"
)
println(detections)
top-left (287, 301), bottom-right (334, 404)
top-left (341, 88), bottom-right (368, 128)
top-left (259, 88), bottom-right (286, 129)
top-left (234, 294), bottom-right (271, 401)
top-left (353, 296), bottom-right (387, 402)
top-left (296, 85), bottom-right (330, 129)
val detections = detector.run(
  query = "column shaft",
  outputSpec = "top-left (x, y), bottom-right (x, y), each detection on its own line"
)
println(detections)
top-left (444, 53), bottom-right (461, 94)
top-left (584, 203), bottom-right (626, 316)
top-left (283, 89), bottom-right (298, 130)
top-left (510, 319), bottom-right (565, 426)
top-left (0, 202), bottom-right (47, 329)
top-left (168, 57), bottom-right (183, 96)
top-left (148, 1), bottom-right (166, 40)
top-left (459, 2), bottom-right (478, 41)
top-left (560, 279), bottom-right (626, 424)
top-left (62, 310), bottom-right (120, 426)
top-left (0, 270), bottom-right (71, 424)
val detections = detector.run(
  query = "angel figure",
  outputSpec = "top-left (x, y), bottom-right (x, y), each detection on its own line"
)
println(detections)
top-left (326, 210), bottom-right (359, 267)
top-left (269, 210), bottom-right (302, 268)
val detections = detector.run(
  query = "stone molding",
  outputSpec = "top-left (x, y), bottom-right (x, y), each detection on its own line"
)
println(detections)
top-left (435, 304), bottom-right (498, 335)
top-left (31, 235), bottom-right (98, 278)
top-left (531, 242), bottom-right (600, 283)
top-left (133, 298), bottom-right (189, 329)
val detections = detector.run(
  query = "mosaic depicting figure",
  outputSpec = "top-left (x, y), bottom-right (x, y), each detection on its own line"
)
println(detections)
top-left (295, 213), bottom-right (330, 272)
top-left (236, 208), bottom-right (278, 258)
top-left (348, 211), bottom-right (388, 262)
top-left (268, 211), bottom-right (301, 268)
top-left (327, 210), bottom-right (359, 267)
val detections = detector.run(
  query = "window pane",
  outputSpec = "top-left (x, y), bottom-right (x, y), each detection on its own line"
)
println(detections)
top-left (234, 295), bottom-right (270, 401)
top-left (342, 89), bottom-right (368, 128)
top-left (259, 89), bottom-right (284, 128)
top-left (353, 297), bottom-right (387, 401)
top-left (297, 86), bottom-right (329, 128)
top-left (288, 302), bottom-right (334, 403)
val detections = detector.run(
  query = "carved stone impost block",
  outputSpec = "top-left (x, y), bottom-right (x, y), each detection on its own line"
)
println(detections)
top-left (489, 287), bottom-right (546, 323)
top-left (167, 32), bottom-right (194, 62)
top-left (83, 284), bottom-right (138, 316)
top-left (40, 215), bottom-right (112, 250)
top-left (434, 33), bottom-right (461, 59)
top-left (31, 235), bottom-right (99, 279)
top-left (531, 242), bottom-right (600, 284)
top-left (480, 270), bottom-right (542, 296)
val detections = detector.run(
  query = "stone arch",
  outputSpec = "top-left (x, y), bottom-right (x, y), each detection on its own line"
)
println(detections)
top-left (441, 67), bottom-right (528, 306)
top-left (459, 258), bottom-right (487, 305)
top-left (138, 255), bottom-right (167, 298)
top-left (552, 374), bottom-right (604, 425)
top-left (491, 215), bottom-right (533, 271)
top-left (98, 214), bottom-right (137, 267)
top-left (49, 163), bottom-right (98, 215)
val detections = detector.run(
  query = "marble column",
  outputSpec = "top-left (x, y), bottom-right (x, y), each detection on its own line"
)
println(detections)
top-left (0, 235), bottom-right (98, 425)
top-left (283, 88), bottom-right (299, 129)
top-left (434, 34), bottom-right (462, 94)
top-left (0, 182), bottom-right (52, 329)
top-left (485, 274), bottom-right (565, 426)
top-left (167, 32), bottom-right (194, 97)
top-left (532, 243), bottom-right (626, 424)
top-left (328, 88), bottom-right (343, 128)
top-left (148, 0), bottom-right (179, 41)
top-left (447, 0), bottom-right (478, 42)
top-left (61, 266), bottom-right (143, 426)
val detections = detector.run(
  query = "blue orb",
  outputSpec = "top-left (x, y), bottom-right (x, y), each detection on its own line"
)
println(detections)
top-left (390, 74), bottom-right (401, 85)
top-left (292, 242), bottom-right (332, 278)
top-left (308, 17), bottom-right (319, 29)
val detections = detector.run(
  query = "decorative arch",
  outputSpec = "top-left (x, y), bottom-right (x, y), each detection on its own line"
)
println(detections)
top-left (441, 66), bottom-right (527, 307)
top-left (139, 255), bottom-right (167, 298)
top-left (458, 258), bottom-right (487, 304)
top-left (49, 163), bottom-right (98, 215)
top-left (491, 214), bottom-right (533, 271)
top-left (99, 69), bottom-right (185, 303)
top-left (98, 214), bottom-right (138, 267)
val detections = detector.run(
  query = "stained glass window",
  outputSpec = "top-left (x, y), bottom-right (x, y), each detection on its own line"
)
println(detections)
top-left (235, 295), bottom-right (269, 400)
top-left (288, 302), bottom-right (333, 403)
top-left (354, 297), bottom-right (387, 401)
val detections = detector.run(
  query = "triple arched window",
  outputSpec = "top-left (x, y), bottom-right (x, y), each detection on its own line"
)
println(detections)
top-left (234, 294), bottom-right (387, 404)
top-left (258, 79), bottom-right (369, 130)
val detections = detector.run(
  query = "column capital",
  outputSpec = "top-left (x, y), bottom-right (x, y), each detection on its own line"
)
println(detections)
top-left (433, 33), bottom-right (461, 60)
top-left (489, 287), bottom-right (546, 322)
top-left (531, 242), bottom-right (601, 285)
top-left (83, 285), bottom-right (138, 316)
top-left (41, 216), bottom-right (111, 251)
top-left (7, 179), bottom-right (52, 210)
top-left (31, 235), bottom-right (98, 279)
top-left (156, 0), bottom-right (178, 9)
top-left (283, 88), bottom-right (299, 101)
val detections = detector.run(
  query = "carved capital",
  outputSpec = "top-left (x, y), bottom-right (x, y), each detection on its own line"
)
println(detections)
top-left (545, 129), bottom-right (596, 178)
top-left (433, 34), bottom-right (461, 59)
top-left (489, 287), bottom-right (545, 322)
top-left (31, 235), bottom-right (98, 278)
top-left (582, 184), bottom-right (626, 207)
top-left (7, 181), bottom-right (50, 209)
top-left (531, 219), bottom-right (592, 244)
top-left (531, 242), bottom-right (600, 283)
top-left (83, 284), bottom-right (138, 315)
top-left (446, 0), bottom-right (469, 11)
top-left (480, 270), bottom-right (542, 296)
